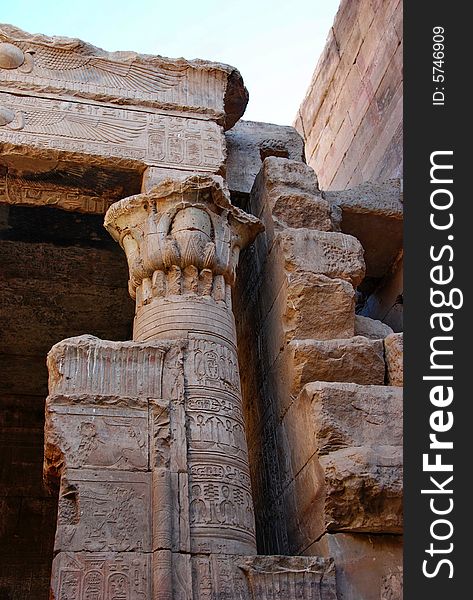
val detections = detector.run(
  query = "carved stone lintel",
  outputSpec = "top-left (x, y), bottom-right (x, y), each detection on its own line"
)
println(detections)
top-left (0, 24), bottom-right (248, 129)
top-left (0, 92), bottom-right (226, 173)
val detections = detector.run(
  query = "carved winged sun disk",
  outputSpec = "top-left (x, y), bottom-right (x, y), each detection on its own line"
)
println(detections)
top-left (14, 40), bottom-right (189, 93)
top-left (23, 109), bottom-right (147, 144)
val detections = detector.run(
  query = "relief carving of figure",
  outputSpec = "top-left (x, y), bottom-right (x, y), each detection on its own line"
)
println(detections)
top-left (190, 484), bottom-right (209, 525)
top-left (218, 485), bottom-right (237, 526)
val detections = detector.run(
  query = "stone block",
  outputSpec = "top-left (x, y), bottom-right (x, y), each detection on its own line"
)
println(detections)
top-left (225, 121), bottom-right (305, 195)
top-left (51, 551), bottom-right (151, 599)
top-left (319, 446), bottom-right (403, 532)
top-left (45, 400), bottom-right (149, 471)
top-left (384, 332), bottom-right (403, 386)
top-left (284, 381), bottom-right (403, 475)
top-left (277, 228), bottom-right (366, 287)
top-left (281, 382), bottom-right (403, 548)
top-left (288, 336), bottom-right (386, 390)
top-left (54, 469), bottom-right (151, 553)
top-left (0, 91), bottom-right (226, 174)
top-left (271, 191), bottom-right (332, 232)
top-left (249, 158), bottom-right (332, 246)
top-left (254, 156), bottom-right (320, 198)
top-left (284, 274), bottom-right (355, 341)
top-left (355, 315), bottom-right (394, 339)
top-left (47, 335), bottom-right (171, 399)
top-left (259, 273), bottom-right (355, 372)
top-left (0, 24), bottom-right (248, 129)
top-left (306, 532), bottom-right (403, 600)
top-left (324, 179), bottom-right (403, 278)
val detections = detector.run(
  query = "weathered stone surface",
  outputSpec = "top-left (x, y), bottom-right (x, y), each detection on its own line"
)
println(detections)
top-left (325, 178), bottom-right (403, 218)
top-left (237, 555), bottom-right (338, 599)
top-left (384, 332), bottom-right (403, 386)
top-left (284, 274), bottom-right (356, 342)
top-left (0, 165), bottom-right (139, 214)
top-left (325, 179), bottom-right (403, 278)
top-left (51, 551), bottom-right (152, 599)
top-left (0, 24), bottom-right (248, 129)
top-left (225, 121), bottom-right (305, 194)
top-left (306, 533), bottom-right (403, 600)
top-left (259, 273), bottom-right (355, 372)
top-left (45, 401), bottom-right (149, 471)
top-left (271, 190), bottom-right (332, 231)
top-left (0, 91), bottom-right (226, 173)
top-left (254, 156), bottom-right (320, 197)
top-left (288, 336), bottom-right (386, 389)
top-left (249, 157), bottom-right (332, 241)
top-left (355, 315), bottom-right (394, 339)
top-left (47, 335), bottom-right (169, 398)
top-left (284, 382), bottom-right (403, 473)
top-left (191, 554), bottom-right (338, 599)
top-left (281, 382), bottom-right (403, 551)
top-left (277, 228), bottom-right (366, 287)
top-left (295, 0), bottom-right (402, 190)
top-left (54, 469), bottom-right (151, 552)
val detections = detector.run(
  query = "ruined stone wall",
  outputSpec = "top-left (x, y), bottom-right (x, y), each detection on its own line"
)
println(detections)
top-left (294, 0), bottom-right (403, 191)
top-left (234, 157), bottom-right (403, 599)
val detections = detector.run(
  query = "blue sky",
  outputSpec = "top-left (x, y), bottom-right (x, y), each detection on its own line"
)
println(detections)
top-left (1, 0), bottom-right (340, 125)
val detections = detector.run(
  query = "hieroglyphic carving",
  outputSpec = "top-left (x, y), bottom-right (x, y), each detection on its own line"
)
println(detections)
top-left (0, 171), bottom-right (115, 213)
top-left (187, 412), bottom-right (248, 459)
top-left (47, 404), bottom-right (148, 470)
top-left (191, 338), bottom-right (241, 394)
top-left (52, 552), bottom-right (150, 600)
top-left (0, 92), bottom-right (225, 171)
top-left (238, 556), bottom-right (338, 600)
top-left (185, 334), bottom-right (256, 553)
top-left (55, 470), bottom-right (151, 553)
top-left (188, 477), bottom-right (254, 532)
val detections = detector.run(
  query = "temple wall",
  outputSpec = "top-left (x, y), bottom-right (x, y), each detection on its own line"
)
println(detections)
top-left (294, 0), bottom-right (403, 191)
top-left (0, 15), bottom-right (404, 599)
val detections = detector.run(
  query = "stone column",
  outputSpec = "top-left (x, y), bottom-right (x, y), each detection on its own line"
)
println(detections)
top-left (104, 174), bottom-right (263, 557)
top-left (44, 172), bottom-right (339, 599)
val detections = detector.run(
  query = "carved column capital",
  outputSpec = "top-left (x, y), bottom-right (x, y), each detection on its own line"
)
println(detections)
top-left (104, 174), bottom-right (263, 304)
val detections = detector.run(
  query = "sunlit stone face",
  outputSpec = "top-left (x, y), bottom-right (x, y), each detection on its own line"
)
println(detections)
top-left (0, 42), bottom-right (25, 69)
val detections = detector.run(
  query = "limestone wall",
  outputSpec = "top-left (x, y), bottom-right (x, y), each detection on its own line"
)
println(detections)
top-left (294, 0), bottom-right (402, 190)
